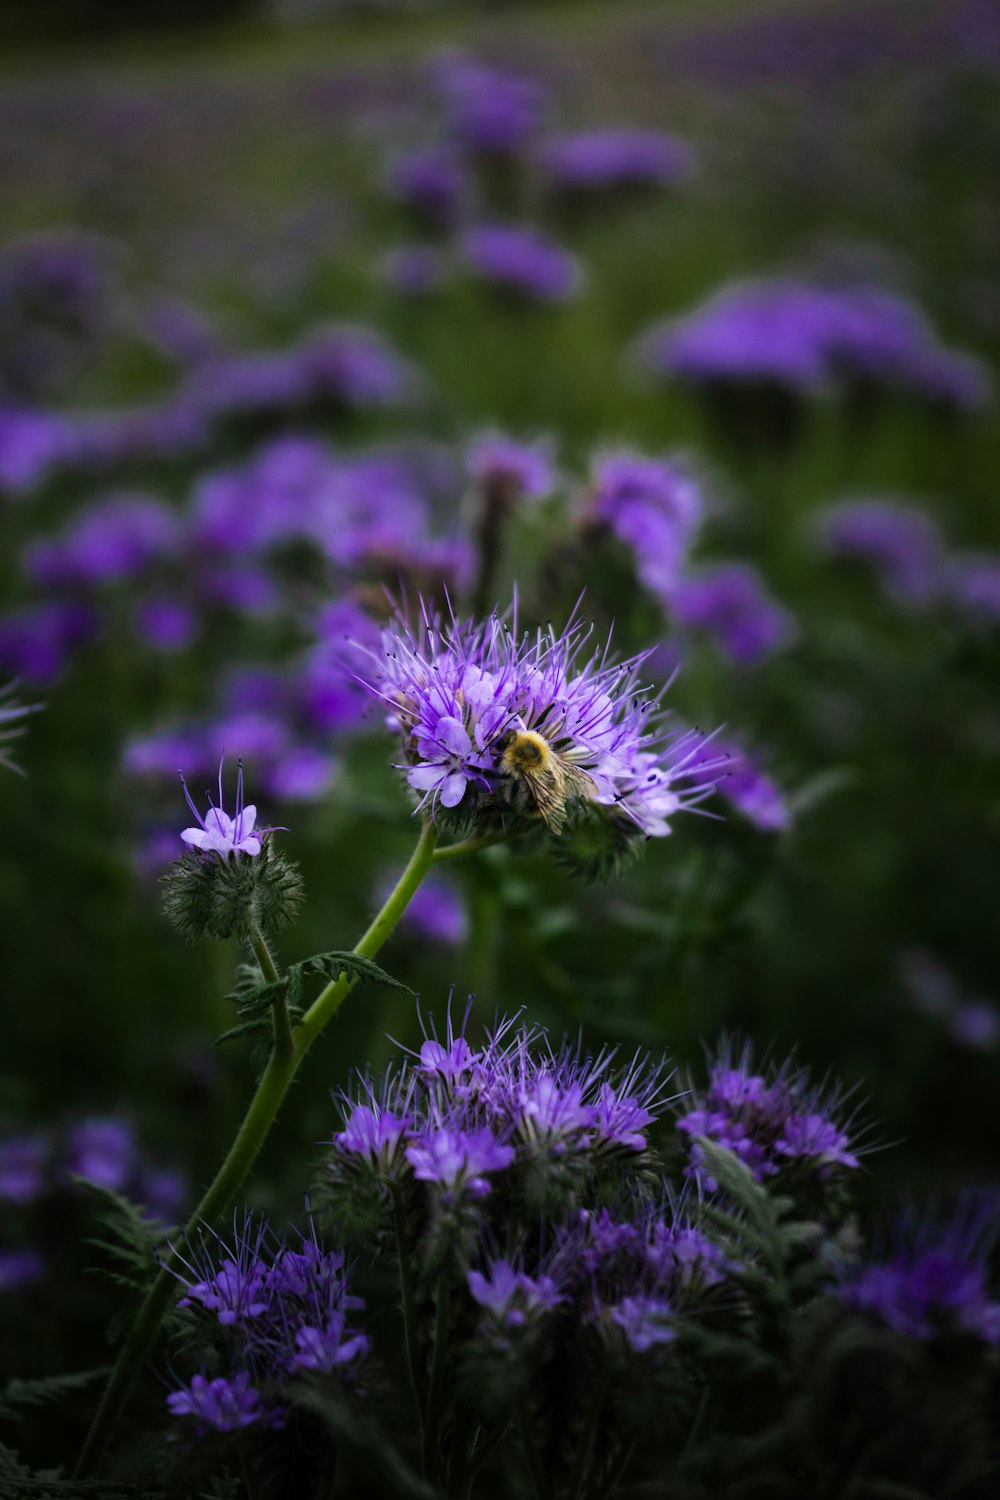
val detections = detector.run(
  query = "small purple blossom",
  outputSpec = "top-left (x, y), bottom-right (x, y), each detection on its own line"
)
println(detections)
top-left (179, 757), bottom-right (266, 859)
top-left (406, 1125), bottom-right (515, 1199)
top-left (0, 1135), bottom-right (49, 1203)
top-left (591, 451), bottom-right (703, 599)
top-left (291, 1311), bottom-right (370, 1372)
top-left (690, 737), bottom-right (791, 832)
top-left (133, 597), bottom-right (200, 652)
top-left (166, 1371), bottom-right (276, 1432)
top-left (839, 1203), bottom-right (1000, 1344)
top-left (668, 562), bottom-right (794, 666)
top-left (386, 145), bottom-right (469, 226)
top-left (819, 499), bottom-right (944, 606)
top-left (462, 224), bottom-right (582, 303)
top-left (65, 1117), bottom-right (135, 1192)
top-left (433, 54), bottom-right (547, 155)
top-left (0, 1248), bottom-right (45, 1291)
top-left (677, 1042), bottom-right (863, 1189)
top-left (467, 1258), bottom-right (562, 1329)
top-left (607, 1294), bottom-right (675, 1352)
top-left (175, 1217), bottom-right (272, 1326)
top-left (539, 129), bottom-right (695, 194)
top-left (395, 878), bottom-right (468, 946)
top-left (467, 432), bottom-right (556, 504)
top-left (335, 1104), bottom-right (412, 1171)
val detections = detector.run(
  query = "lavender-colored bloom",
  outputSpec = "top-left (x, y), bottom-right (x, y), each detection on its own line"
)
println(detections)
top-left (635, 276), bottom-right (992, 409)
top-left (166, 1371), bottom-right (274, 1432)
top-left (468, 1258), bottom-right (562, 1329)
top-left (539, 129), bottom-right (694, 194)
top-left (380, 244), bottom-right (448, 298)
top-left (65, 1117), bottom-right (135, 1192)
top-left (265, 746), bottom-right (336, 802)
top-left (0, 1135), bottom-right (49, 1203)
top-left (392, 877), bottom-right (468, 946)
top-left (361, 604), bottom-right (717, 838)
top-left (291, 1311), bottom-right (370, 1372)
top-left (677, 1042), bottom-right (862, 1189)
top-left (405, 1125), bottom-right (514, 1198)
top-left (946, 550), bottom-right (1000, 623)
top-left (141, 296), bottom-right (222, 368)
top-left (386, 145), bottom-right (469, 225)
top-left (25, 494), bottom-right (179, 590)
top-left (467, 432), bottom-right (556, 504)
top-left (0, 1248), bottom-right (45, 1291)
top-left (840, 1204), bottom-right (1000, 1344)
top-left (175, 1215), bottom-right (272, 1326)
top-left (690, 737), bottom-right (791, 832)
top-left (336, 1104), bottom-right (412, 1172)
top-left (179, 757), bottom-right (266, 859)
top-left (0, 406), bottom-right (73, 494)
top-left (433, 54), bottom-right (546, 154)
top-left (0, 600), bottom-right (100, 683)
top-left (668, 562), bottom-right (794, 666)
top-left (607, 1294), bottom-right (675, 1351)
top-left (133, 597), bottom-right (199, 652)
top-left (462, 224), bottom-right (582, 303)
top-left (418, 1034), bottom-right (479, 1087)
top-left (592, 451), bottom-right (703, 599)
top-left (950, 1000), bottom-right (1000, 1051)
top-left (819, 499), bottom-right (945, 606)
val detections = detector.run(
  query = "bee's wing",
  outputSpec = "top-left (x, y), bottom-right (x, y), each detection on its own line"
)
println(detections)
top-left (561, 760), bottom-right (599, 805)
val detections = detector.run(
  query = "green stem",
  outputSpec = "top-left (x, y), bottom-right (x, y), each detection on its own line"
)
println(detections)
top-left (432, 831), bottom-right (507, 864)
top-left (249, 921), bottom-right (293, 1061)
top-left (76, 817), bottom-right (440, 1477)
top-left (421, 1272), bottom-right (451, 1484)
top-left (295, 817), bottom-right (438, 1051)
top-left (518, 1399), bottom-right (551, 1500)
top-left (393, 1189), bottom-right (426, 1428)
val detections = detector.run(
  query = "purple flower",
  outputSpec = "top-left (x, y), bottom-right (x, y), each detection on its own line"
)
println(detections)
top-left (950, 1000), bottom-right (1000, 1051)
top-left (539, 129), bottom-right (694, 194)
top-left (840, 1203), bottom-right (1000, 1344)
top-left (335, 1104), bottom-right (412, 1172)
top-left (0, 600), bottom-right (100, 684)
top-left (174, 1214), bottom-right (272, 1326)
top-left (0, 1248), bottom-right (45, 1292)
top-left (677, 1042), bottom-right (863, 1189)
top-left (265, 747), bottom-right (336, 802)
top-left (166, 1371), bottom-right (275, 1432)
top-left (386, 145), bottom-right (469, 225)
top-left (467, 432), bottom-right (556, 504)
top-left (291, 1311), bottom-right (370, 1372)
top-left (395, 878), bottom-right (468, 946)
top-left (24, 495), bottom-right (179, 589)
top-left (607, 1294), bottom-right (675, 1352)
top-left (462, 224), bottom-right (582, 303)
top-left (635, 276), bottom-right (992, 409)
top-left (690, 737), bottom-right (791, 832)
top-left (591, 451), bottom-right (703, 599)
top-left (467, 1257), bottom-right (562, 1329)
top-left (946, 551), bottom-right (1000, 623)
top-left (433, 54), bottom-right (547, 154)
top-left (419, 1034), bottom-right (479, 1086)
top-left (65, 1117), bottom-right (135, 1192)
top-left (360, 603), bottom-right (717, 839)
top-left (819, 499), bottom-right (945, 606)
top-left (179, 757), bottom-right (267, 859)
top-left (133, 597), bottom-right (200, 652)
top-left (0, 1135), bottom-right (49, 1203)
top-left (668, 563), bottom-right (794, 666)
top-left (405, 1125), bottom-right (514, 1199)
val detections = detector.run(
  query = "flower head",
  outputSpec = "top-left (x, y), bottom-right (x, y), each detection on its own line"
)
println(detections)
top-left (166, 1371), bottom-right (279, 1432)
top-left (179, 756), bottom-right (268, 859)
top-left (359, 602), bottom-right (718, 852)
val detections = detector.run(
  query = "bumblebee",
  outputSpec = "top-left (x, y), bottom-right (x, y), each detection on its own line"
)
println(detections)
top-left (498, 728), bottom-right (597, 834)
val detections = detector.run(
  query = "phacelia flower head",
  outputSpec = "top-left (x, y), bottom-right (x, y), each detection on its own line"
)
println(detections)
top-left (467, 432), bottom-right (556, 505)
top-left (591, 450), bottom-right (703, 600)
top-left (818, 498), bottom-right (945, 607)
top-left (839, 1199), bottom-right (1000, 1345)
top-left (166, 1371), bottom-right (280, 1433)
top-left (359, 602), bottom-right (719, 864)
top-left (433, 53), bottom-right (547, 155)
top-left (668, 562), bottom-right (795, 667)
top-left (677, 1041), bottom-right (864, 1192)
top-left (461, 224), bottom-right (583, 303)
top-left (180, 756), bottom-right (267, 859)
top-left (689, 736), bottom-right (791, 833)
top-left (539, 129), bottom-right (695, 196)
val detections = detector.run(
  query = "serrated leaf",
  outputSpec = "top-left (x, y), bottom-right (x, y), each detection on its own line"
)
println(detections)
top-left (298, 950), bottom-right (413, 993)
top-left (0, 1367), bottom-right (110, 1423)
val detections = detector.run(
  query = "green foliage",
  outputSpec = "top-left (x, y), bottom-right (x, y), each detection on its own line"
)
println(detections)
top-left (216, 949), bottom-right (413, 1047)
top-left (161, 841), bottom-right (304, 945)
top-left (0, 1368), bottom-right (109, 1425)
top-left (549, 803), bottom-right (646, 885)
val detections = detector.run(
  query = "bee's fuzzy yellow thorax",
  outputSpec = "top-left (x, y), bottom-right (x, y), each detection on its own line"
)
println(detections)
top-left (501, 729), bottom-right (552, 775)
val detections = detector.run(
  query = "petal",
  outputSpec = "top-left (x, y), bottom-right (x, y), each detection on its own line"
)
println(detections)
top-left (237, 836), bottom-right (262, 856)
top-left (436, 715), bottom-right (471, 756)
top-left (440, 771), bottom-right (469, 808)
top-left (237, 805), bottom-right (258, 835)
top-left (408, 764), bottom-right (445, 792)
top-left (204, 807), bottom-right (234, 839)
top-left (180, 827), bottom-right (211, 849)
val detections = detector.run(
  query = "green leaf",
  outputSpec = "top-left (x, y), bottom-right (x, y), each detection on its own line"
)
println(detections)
top-left (0, 1368), bottom-right (109, 1423)
top-left (297, 950), bottom-right (413, 994)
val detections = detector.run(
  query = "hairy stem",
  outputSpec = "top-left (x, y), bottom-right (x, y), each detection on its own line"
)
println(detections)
top-left (76, 817), bottom-right (440, 1476)
top-left (432, 831), bottom-right (508, 864)
top-left (249, 921), bottom-right (293, 1060)
top-left (422, 1272), bottom-right (452, 1484)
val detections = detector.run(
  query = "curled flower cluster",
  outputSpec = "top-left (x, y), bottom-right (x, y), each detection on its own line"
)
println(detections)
top-left (360, 604), bottom-right (719, 852)
top-left (677, 1042), bottom-right (863, 1192)
top-left (167, 1214), bottom-right (369, 1436)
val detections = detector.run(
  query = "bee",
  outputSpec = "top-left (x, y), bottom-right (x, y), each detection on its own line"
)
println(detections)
top-left (498, 728), bottom-right (598, 834)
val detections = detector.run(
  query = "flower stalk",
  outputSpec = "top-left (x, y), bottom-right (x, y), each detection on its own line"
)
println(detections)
top-left (76, 816), bottom-right (443, 1476)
